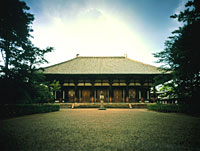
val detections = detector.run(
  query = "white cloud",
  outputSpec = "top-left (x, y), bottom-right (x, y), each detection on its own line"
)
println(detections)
top-left (31, 2), bottom-right (157, 67)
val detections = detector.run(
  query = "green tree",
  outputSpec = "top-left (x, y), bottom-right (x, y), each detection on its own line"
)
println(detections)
top-left (0, 0), bottom-right (53, 104)
top-left (0, 0), bottom-right (34, 78)
top-left (154, 0), bottom-right (200, 104)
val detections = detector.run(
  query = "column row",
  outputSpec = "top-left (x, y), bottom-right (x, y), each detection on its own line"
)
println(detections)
top-left (54, 86), bottom-right (151, 103)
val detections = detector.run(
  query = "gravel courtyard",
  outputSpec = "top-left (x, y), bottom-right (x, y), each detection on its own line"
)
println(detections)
top-left (0, 109), bottom-right (200, 151)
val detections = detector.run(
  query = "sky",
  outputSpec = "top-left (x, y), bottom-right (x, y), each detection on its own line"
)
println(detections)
top-left (24, 0), bottom-right (189, 67)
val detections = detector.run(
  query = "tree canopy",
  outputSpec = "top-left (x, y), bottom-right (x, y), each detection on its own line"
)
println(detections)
top-left (0, 0), bottom-right (53, 104)
top-left (154, 0), bottom-right (200, 104)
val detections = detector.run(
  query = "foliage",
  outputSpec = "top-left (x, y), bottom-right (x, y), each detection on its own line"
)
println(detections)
top-left (154, 0), bottom-right (200, 104)
top-left (0, 104), bottom-right (60, 119)
top-left (147, 103), bottom-right (180, 113)
top-left (74, 103), bottom-right (130, 108)
top-left (47, 80), bottom-right (61, 101)
top-left (0, 0), bottom-right (53, 104)
top-left (157, 80), bottom-right (177, 99)
top-left (159, 82), bottom-right (174, 92)
top-left (31, 84), bottom-right (54, 103)
top-left (147, 103), bottom-right (200, 115)
top-left (75, 103), bottom-right (100, 108)
top-left (49, 80), bottom-right (61, 92)
top-left (0, 0), bottom-right (34, 77)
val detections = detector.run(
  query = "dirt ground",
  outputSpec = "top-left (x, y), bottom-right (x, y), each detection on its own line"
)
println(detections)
top-left (0, 109), bottom-right (200, 151)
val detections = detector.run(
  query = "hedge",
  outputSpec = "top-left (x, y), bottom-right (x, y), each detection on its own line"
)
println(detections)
top-left (75, 103), bottom-right (100, 108)
top-left (104, 103), bottom-right (129, 108)
top-left (71, 103), bottom-right (130, 108)
top-left (0, 104), bottom-right (60, 119)
top-left (147, 103), bottom-right (200, 115)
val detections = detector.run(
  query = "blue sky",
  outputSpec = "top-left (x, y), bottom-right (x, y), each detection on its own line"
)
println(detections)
top-left (24, 0), bottom-right (188, 66)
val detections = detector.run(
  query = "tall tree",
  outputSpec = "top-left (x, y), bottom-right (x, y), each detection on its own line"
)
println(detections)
top-left (0, 0), bottom-right (34, 78)
top-left (0, 0), bottom-right (53, 103)
top-left (154, 0), bottom-right (200, 104)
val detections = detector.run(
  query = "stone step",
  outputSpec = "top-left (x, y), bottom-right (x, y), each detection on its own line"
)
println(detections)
top-left (59, 103), bottom-right (148, 109)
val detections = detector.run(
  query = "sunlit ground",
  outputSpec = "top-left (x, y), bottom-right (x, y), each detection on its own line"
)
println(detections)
top-left (0, 109), bottom-right (200, 151)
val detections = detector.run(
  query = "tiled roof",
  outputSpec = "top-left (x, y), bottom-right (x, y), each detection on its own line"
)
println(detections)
top-left (43, 56), bottom-right (162, 75)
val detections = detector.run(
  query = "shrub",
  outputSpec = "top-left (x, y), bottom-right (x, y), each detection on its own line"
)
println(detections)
top-left (147, 103), bottom-right (200, 115)
top-left (73, 103), bottom-right (130, 108)
top-left (75, 103), bottom-right (100, 108)
top-left (31, 84), bottom-right (54, 103)
top-left (104, 103), bottom-right (129, 108)
top-left (0, 104), bottom-right (60, 119)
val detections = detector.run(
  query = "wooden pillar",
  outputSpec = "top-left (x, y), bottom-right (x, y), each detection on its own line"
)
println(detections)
top-left (63, 89), bottom-right (65, 101)
top-left (94, 88), bottom-right (96, 102)
top-left (107, 88), bottom-right (109, 103)
top-left (91, 82), bottom-right (94, 103)
top-left (139, 90), bottom-right (141, 100)
top-left (140, 81), bottom-right (144, 103)
top-left (60, 82), bottom-right (64, 103)
top-left (125, 82), bottom-right (129, 103)
top-left (153, 86), bottom-right (156, 103)
top-left (54, 91), bottom-right (57, 100)
top-left (147, 89), bottom-right (150, 100)
top-left (109, 80), bottom-right (113, 103)
top-left (74, 81), bottom-right (78, 103)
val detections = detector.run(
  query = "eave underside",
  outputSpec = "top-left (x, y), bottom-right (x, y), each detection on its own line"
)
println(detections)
top-left (44, 73), bottom-right (170, 86)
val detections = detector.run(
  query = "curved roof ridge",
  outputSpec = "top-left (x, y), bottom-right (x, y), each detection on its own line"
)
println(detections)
top-left (44, 57), bottom-right (77, 69)
top-left (43, 55), bottom-right (163, 74)
top-left (126, 57), bottom-right (157, 68)
top-left (78, 56), bottom-right (125, 58)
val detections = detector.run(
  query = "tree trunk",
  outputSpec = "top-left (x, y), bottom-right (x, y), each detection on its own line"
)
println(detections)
top-left (5, 40), bottom-right (10, 78)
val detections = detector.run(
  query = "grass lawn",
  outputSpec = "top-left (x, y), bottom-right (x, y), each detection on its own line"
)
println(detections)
top-left (0, 109), bottom-right (200, 151)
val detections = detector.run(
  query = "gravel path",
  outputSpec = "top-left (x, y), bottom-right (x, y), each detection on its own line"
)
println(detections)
top-left (0, 109), bottom-right (200, 151)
